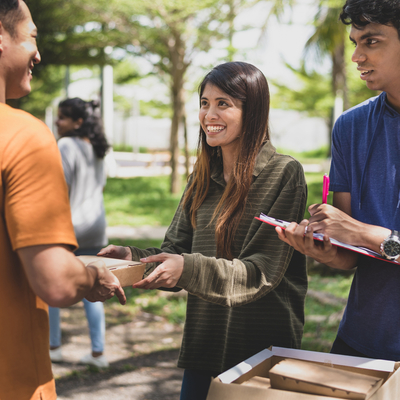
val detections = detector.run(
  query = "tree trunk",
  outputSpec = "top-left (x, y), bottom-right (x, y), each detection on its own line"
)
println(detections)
top-left (332, 38), bottom-right (348, 110)
top-left (169, 32), bottom-right (187, 194)
top-left (182, 110), bottom-right (190, 179)
top-left (329, 37), bottom-right (347, 156)
top-left (169, 71), bottom-right (185, 194)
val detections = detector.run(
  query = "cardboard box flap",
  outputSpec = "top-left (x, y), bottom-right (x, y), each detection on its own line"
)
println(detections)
top-left (270, 347), bottom-right (396, 373)
top-left (219, 348), bottom-right (274, 383)
top-left (78, 255), bottom-right (141, 269)
top-left (208, 347), bottom-right (400, 400)
top-left (217, 347), bottom-right (396, 385)
top-left (242, 376), bottom-right (271, 389)
top-left (269, 358), bottom-right (383, 399)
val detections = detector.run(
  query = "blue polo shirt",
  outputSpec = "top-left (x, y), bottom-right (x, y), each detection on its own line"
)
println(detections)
top-left (330, 92), bottom-right (400, 361)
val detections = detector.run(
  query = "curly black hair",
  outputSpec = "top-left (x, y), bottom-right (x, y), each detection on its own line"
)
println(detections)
top-left (58, 98), bottom-right (110, 159)
top-left (340, 0), bottom-right (400, 39)
top-left (0, 0), bottom-right (25, 37)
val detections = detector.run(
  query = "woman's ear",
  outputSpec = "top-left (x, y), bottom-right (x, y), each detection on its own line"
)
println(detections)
top-left (74, 117), bottom-right (84, 129)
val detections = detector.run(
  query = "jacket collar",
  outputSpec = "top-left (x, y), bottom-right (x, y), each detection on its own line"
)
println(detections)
top-left (210, 140), bottom-right (276, 186)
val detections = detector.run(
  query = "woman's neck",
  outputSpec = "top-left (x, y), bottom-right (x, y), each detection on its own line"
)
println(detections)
top-left (221, 147), bottom-right (238, 183)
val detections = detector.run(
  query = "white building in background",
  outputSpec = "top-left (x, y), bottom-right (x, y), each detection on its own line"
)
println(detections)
top-left (269, 109), bottom-right (329, 152)
top-left (101, 65), bottom-right (114, 145)
top-left (112, 108), bottom-right (329, 153)
top-left (46, 69), bottom-right (329, 153)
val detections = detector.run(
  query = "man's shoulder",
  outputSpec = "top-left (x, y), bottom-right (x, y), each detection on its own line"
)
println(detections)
top-left (0, 104), bottom-right (54, 152)
top-left (0, 103), bottom-right (47, 130)
top-left (340, 94), bottom-right (382, 121)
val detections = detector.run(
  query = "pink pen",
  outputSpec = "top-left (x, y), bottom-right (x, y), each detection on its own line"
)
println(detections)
top-left (322, 174), bottom-right (330, 204)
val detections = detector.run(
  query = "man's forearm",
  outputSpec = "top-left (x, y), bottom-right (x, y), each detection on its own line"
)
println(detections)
top-left (324, 247), bottom-right (358, 270)
top-left (356, 223), bottom-right (391, 254)
top-left (18, 244), bottom-right (98, 307)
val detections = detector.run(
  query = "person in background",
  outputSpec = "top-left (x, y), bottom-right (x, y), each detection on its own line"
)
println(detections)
top-left (99, 61), bottom-right (308, 400)
top-left (0, 2), bottom-right (125, 399)
top-left (49, 98), bottom-right (110, 368)
top-left (276, 0), bottom-right (400, 361)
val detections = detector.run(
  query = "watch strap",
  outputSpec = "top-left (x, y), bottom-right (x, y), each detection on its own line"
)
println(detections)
top-left (380, 230), bottom-right (400, 260)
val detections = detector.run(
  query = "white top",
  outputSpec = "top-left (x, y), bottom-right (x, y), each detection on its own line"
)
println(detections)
top-left (58, 136), bottom-right (107, 249)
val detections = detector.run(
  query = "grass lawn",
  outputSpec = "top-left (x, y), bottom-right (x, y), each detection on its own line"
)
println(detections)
top-left (104, 176), bottom-right (183, 227)
top-left (302, 273), bottom-right (353, 353)
top-left (104, 172), bottom-right (331, 226)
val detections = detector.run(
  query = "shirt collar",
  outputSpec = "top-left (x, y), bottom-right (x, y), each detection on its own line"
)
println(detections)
top-left (252, 140), bottom-right (276, 177)
top-left (210, 140), bottom-right (276, 186)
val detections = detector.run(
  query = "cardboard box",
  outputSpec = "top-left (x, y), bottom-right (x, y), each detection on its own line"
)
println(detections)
top-left (78, 255), bottom-right (146, 287)
top-left (206, 347), bottom-right (400, 400)
top-left (269, 358), bottom-right (383, 399)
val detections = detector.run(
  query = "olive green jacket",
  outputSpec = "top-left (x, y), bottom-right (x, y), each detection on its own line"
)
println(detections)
top-left (130, 141), bottom-right (307, 373)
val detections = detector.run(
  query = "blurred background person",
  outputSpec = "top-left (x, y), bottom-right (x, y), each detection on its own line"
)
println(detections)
top-left (49, 97), bottom-right (110, 368)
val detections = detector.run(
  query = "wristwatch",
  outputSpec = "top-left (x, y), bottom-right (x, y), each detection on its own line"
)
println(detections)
top-left (380, 230), bottom-right (400, 261)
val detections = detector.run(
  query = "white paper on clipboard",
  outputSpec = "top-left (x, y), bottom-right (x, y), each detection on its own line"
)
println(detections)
top-left (255, 213), bottom-right (400, 265)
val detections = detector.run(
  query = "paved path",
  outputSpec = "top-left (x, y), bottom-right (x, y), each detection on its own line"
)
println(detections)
top-left (52, 302), bottom-right (184, 399)
top-left (109, 151), bottom-right (331, 178)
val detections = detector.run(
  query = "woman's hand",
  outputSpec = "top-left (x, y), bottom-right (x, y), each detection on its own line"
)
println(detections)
top-left (276, 219), bottom-right (338, 265)
top-left (97, 245), bottom-right (132, 260)
top-left (132, 253), bottom-right (184, 290)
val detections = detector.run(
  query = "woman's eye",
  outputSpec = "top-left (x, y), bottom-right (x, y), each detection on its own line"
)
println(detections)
top-left (219, 101), bottom-right (228, 106)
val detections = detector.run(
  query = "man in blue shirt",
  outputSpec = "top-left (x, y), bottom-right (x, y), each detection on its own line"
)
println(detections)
top-left (277, 0), bottom-right (400, 361)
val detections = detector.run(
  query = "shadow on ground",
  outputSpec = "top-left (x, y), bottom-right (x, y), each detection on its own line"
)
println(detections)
top-left (52, 304), bottom-right (184, 400)
top-left (55, 349), bottom-right (182, 400)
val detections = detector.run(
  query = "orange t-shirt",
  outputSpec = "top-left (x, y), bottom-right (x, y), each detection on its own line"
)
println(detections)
top-left (0, 104), bottom-right (77, 400)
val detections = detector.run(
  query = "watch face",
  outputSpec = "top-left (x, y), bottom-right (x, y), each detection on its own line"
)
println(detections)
top-left (384, 240), bottom-right (400, 257)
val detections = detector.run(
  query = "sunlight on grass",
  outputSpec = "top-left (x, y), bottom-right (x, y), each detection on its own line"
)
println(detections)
top-left (308, 274), bottom-right (353, 299)
top-left (277, 146), bottom-right (330, 164)
top-left (302, 273), bottom-right (353, 353)
top-left (104, 176), bottom-right (183, 227)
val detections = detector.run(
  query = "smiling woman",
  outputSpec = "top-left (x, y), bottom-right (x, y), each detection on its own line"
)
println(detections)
top-left (100, 61), bottom-right (308, 400)
top-left (199, 85), bottom-right (243, 162)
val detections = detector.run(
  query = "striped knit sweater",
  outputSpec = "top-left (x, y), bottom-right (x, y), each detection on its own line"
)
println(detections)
top-left (129, 140), bottom-right (307, 373)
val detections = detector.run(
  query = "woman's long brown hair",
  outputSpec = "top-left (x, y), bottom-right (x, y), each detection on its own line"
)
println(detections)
top-left (183, 62), bottom-right (270, 259)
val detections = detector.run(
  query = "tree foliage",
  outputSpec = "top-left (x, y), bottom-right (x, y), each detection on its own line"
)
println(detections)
top-left (271, 63), bottom-right (334, 125)
top-left (84, 0), bottom-right (234, 193)
top-left (18, 0), bottom-right (126, 118)
top-left (272, 1), bottom-right (379, 132)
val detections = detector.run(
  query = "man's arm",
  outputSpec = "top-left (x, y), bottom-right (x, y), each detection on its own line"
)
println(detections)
top-left (277, 191), bottom-right (393, 270)
top-left (17, 244), bottom-right (126, 307)
top-left (277, 219), bottom-right (359, 270)
top-left (276, 192), bottom-right (357, 270)
top-left (333, 192), bottom-right (352, 215)
top-left (309, 192), bottom-right (391, 254)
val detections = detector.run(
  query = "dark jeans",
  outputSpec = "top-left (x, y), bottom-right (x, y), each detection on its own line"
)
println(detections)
top-left (330, 336), bottom-right (369, 358)
top-left (180, 369), bottom-right (217, 400)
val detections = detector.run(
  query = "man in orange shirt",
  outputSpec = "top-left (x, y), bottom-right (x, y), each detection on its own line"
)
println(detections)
top-left (0, 1), bottom-right (126, 399)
